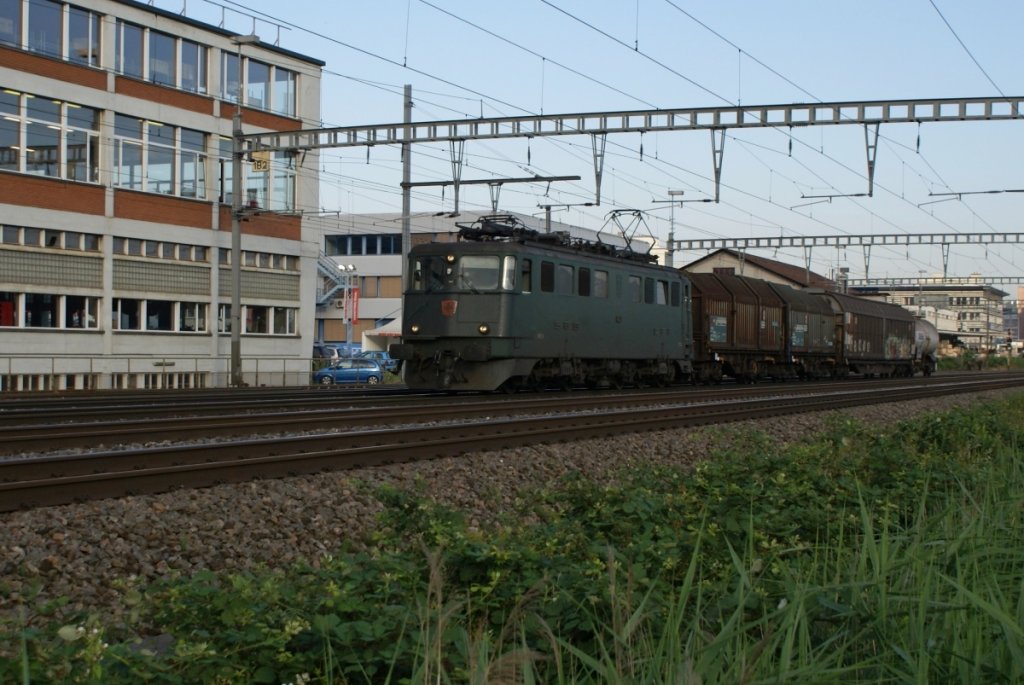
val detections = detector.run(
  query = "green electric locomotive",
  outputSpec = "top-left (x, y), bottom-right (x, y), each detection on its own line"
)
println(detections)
top-left (389, 215), bottom-right (694, 392)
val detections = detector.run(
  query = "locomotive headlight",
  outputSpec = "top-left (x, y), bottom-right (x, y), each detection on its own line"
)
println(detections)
top-left (445, 254), bottom-right (456, 263)
top-left (410, 324), bottom-right (420, 334)
top-left (478, 324), bottom-right (490, 335)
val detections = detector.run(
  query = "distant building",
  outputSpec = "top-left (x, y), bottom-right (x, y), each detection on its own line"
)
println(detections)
top-left (680, 248), bottom-right (835, 289)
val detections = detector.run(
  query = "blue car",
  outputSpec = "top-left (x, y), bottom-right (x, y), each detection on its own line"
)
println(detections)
top-left (313, 358), bottom-right (384, 385)
top-left (356, 350), bottom-right (400, 373)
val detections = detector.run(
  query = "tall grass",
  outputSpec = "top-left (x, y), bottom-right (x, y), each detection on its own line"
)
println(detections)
top-left (3, 395), bottom-right (1023, 683)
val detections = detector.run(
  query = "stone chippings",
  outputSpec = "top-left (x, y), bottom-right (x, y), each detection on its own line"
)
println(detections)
top-left (0, 389), bottom-right (1017, 627)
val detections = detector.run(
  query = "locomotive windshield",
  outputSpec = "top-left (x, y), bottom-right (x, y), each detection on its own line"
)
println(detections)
top-left (411, 255), bottom-right (517, 292)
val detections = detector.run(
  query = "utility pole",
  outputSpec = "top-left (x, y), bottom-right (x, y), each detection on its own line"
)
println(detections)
top-left (230, 34), bottom-right (260, 388)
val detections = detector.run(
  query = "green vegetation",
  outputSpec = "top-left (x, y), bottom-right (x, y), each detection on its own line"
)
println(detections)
top-left (937, 349), bottom-right (1024, 371)
top-left (3, 395), bottom-right (1024, 683)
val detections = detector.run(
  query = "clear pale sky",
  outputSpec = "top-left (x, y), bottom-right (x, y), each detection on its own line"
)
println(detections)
top-left (176, 0), bottom-right (1024, 282)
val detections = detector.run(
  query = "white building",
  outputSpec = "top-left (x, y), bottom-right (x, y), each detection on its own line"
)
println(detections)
top-left (0, 0), bottom-right (324, 390)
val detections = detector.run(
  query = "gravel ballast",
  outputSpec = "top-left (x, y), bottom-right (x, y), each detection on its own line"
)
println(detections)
top-left (1, 388), bottom-right (1020, 627)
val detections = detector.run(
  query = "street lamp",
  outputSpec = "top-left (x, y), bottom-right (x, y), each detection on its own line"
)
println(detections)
top-left (230, 34), bottom-right (259, 388)
top-left (342, 264), bottom-right (358, 357)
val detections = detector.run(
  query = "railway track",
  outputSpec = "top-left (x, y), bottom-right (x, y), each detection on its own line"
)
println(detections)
top-left (0, 374), bottom-right (1003, 454)
top-left (3, 375), bottom-right (1022, 512)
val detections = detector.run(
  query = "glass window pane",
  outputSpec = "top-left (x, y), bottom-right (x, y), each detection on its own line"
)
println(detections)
top-left (67, 104), bottom-right (98, 131)
top-left (146, 300), bottom-right (173, 330)
top-left (27, 0), bottom-right (61, 58)
top-left (181, 39), bottom-right (207, 93)
top-left (0, 0), bottom-right (22, 48)
top-left (117, 21), bottom-right (143, 78)
top-left (147, 142), bottom-right (173, 194)
top-left (115, 114), bottom-right (142, 139)
top-left (246, 59), bottom-right (269, 109)
top-left (0, 107), bottom-right (19, 172)
top-left (222, 52), bottom-right (239, 102)
top-left (114, 298), bottom-right (140, 329)
top-left (0, 291), bottom-right (20, 326)
top-left (115, 140), bottom-right (143, 189)
top-left (1, 226), bottom-right (19, 243)
top-left (246, 305), bottom-right (268, 333)
top-left (66, 129), bottom-right (98, 182)
top-left (149, 31), bottom-right (176, 86)
top-left (24, 293), bottom-right (58, 327)
top-left (68, 7), bottom-right (100, 66)
top-left (272, 67), bottom-right (295, 116)
top-left (25, 120), bottom-right (59, 177)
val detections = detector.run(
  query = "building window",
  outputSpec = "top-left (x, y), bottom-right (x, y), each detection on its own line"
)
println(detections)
top-left (115, 20), bottom-right (144, 79)
top-left (114, 114), bottom-right (143, 189)
top-left (0, 1), bottom-right (21, 48)
top-left (113, 298), bottom-right (140, 330)
top-left (246, 59), bottom-right (270, 110)
top-left (65, 295), bottom-right (98, 328)
top-left (24, 292), bottom-right (58, 327)
top-left (179, 302), bottom-right (207, 332)
top-left (272, 307), bottom-right (295, 335)
top-left (0, 90), bottom-right (20, 172)
top-left (179, 128), bottom-right (206, 198)
top-left (148, 30), bottom-right (176, 87)
top-left (114, 116), bottom-right (206, 198)
top-left (245, 304), bottom-right (268, 334)
top-left (273, 67), bottom-right (296, 117)
top-left (25, 97), bottom-right (60, 177)
top-left (26, 0), bottom-right (62, 58)
top-left (146, 121), bottom-right (174, 194)
top-left (181, 39), bottom-right (208, 94)
top-left (146, 300), bottom-right (173, 331)
top-left (0, 292), bottom-right (20, 326)
top-left (66, 103), bottom-right (100, 182)
top-left (221, 52), bottom-right (240, 102)
top-left (68, 5), bottom-right (100, 66)
top-left (0, 90), bottom-right (99, 181)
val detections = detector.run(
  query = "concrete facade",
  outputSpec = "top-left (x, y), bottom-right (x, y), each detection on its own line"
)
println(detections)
top-left (0, 0), bottom-right (323, 390)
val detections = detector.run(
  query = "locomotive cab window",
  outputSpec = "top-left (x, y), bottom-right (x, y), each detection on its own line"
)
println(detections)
top-left (501, 256), bottom-right (517, 290)
top-left (594, 270), bottom-right (608, 298)
top-left (555, 264), bottom-right (573, 295)
top-left (578, 267), bottom-right (591, 297)
top-left (627, 276), bottom-right (642, 303)
top-left (456, 255), bottom-right (500, 290)
top-left (520, 259), bottom-right (532, 293)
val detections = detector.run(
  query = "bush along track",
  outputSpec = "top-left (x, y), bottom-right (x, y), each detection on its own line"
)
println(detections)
top-left (3, 394), bottom-right (1024, 684)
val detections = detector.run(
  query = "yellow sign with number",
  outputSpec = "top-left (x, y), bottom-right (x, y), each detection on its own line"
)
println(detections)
top-left (251, 151), bottom-right (270, 173)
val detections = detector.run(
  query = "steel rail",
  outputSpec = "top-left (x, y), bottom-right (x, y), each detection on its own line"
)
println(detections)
top-left (3, 377), bottom-right (1021, 512)
top-left (0, 375), bottom-right (977, 454)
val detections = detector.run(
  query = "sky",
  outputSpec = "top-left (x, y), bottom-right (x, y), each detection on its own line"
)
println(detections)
top-left (173, 0), bottom-right (1024, 283)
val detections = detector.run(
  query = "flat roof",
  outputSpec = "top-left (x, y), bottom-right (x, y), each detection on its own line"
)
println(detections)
top-left (113, 0), bottom-right (326, 67)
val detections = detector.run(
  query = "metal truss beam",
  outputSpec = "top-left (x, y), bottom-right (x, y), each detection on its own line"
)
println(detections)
top-left (243, 95), bottom-right (1021, 207)
top-left (243, 96), bottom-right (1023, 151)
top-left (847, 277), bottom-right (1024, 286)
top-left (674, 232), bottom-right (1024, 251)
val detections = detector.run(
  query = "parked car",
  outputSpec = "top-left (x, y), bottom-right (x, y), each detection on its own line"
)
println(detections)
top-left (313, 358), bottom-right (384, 385)
top-left (356, 350), bottom-right (400, 373)
top-left (312, 343), bottom-right (340, 360)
